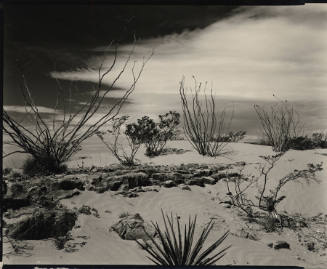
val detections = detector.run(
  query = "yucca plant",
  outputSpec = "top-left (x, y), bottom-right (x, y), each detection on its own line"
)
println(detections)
top-left (136, 210), bottom-right (230, 266)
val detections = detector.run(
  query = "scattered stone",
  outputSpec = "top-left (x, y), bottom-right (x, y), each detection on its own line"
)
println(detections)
top-left (7, 208), bottom-right (77, 240)
top-left (3, 197), bottom-right (30, 211)
top-left (79, 205), bottom-right (92, 215)
top-left (10, 183), bottom-right (25, 195)
top-left (56, 177), bottom-right (85, 191)
top-left (127, 192), bottom-right (139, 198)
top-left (306, 242), bottom-right (315, 251)
top-left (267, 243), bottom-right (273, 248)
top-left (120, 172), bottom-right (149, 188)
top-left (111, 213), bottom-right (155, 240)
top-left (211, 173), bottom-right (228, 181)
top-left (152, 173), bottom-right (174, 181)
top-left (274, 241), bottom-right (290, 250)
top-left (202, 176), bottom-right (217, 185)
top-left (108, 180), bottom-right (123, 191)
top-left (163, 180), bottom-right (176, 188)
top-left (179, 184), bottom-right (191, 191)
top-left (193, 169), bottom-right (212, 177)
top-left (142, 186), bottom-right (160, 192)
top-left (185, 178), bottom-right (205, 187)
top-left (238, 228), bottom-right (259, 241)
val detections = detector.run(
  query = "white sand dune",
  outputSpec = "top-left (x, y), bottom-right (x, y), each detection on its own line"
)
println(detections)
top-left (3, 140), bottom-right (327, 267)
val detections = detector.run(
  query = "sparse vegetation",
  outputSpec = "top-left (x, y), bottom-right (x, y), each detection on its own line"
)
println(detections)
top-left (214, 130), bottom-right (246, 143)
top-left (125, 111), bottom-right (180, 157)
top-left (136, 210), bottom-right (230, 266)
top-left (3, 46), bottom-right (152, 175)
top-left (224, 152), bottom-right (323, 231)
top-left (179, 77), bottom-right (233, 157)
top-left (97, 116), bottom-right (141, 166)
top-left (23, 157), bottom-right (68, 176)
top-left (288, 132), bottom-right (327, 150)
top-left (254, 99), bottom-right (302, 152)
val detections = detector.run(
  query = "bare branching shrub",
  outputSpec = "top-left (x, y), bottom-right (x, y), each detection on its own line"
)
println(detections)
top-left (179, 77), bottom-right (233, 157)
top-left (96, 116), bottom-right (141, 166)
top-left (224, 153), bottom-right (323, 230)
top-left (254, 99), bottom-right (302, 152)
top-left (3, 45), bottom-right (152, 175)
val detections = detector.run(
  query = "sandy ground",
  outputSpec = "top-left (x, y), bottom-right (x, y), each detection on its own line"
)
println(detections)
top-left (2, 139), bottom-right (327, 267)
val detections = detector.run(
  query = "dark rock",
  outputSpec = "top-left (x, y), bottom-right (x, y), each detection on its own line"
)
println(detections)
top-left (108, 180), bottom-right (123, 191)
top-left (185, 178), bottom-right (205, 187)
top-left (179, 184), bottom-right (191, 191)
top-left (95, 186), bottom-right (109, 193)
top-left (7, 208), bottom-right (77, 240)
top-left (174, 178), bottom-right (185, 184)
top-left (79, 205), bottom-right (92, 215)
top-left (57, 178), bottom-right (85, 191)
top-left (149, 179), bottom-right (161, 186)
top-left (163, 180), bottom-right (176, 188)
top-left (274, 241), bottom-right (290, 250)
top-left (142, 186), bottom-right (160, 192)
top-left (193, 169), bottom-right (212, 177)
top-left (111, 213), bottom-right (155, 240)
top-left (3, 197), bottom-right (30, 211)
top-left (211, 173), bottom-right (227, 181)
top-left (227, 172), bottom-right (241, 178)
top-left (120, 172), bottom-right (149, 188)
top-left (127, 192), bottom-right (139, 198)
top-left (202, 176), bottom-right (217, 185)
top-left (239, 229), bottom-right (259, 241)
top-left (10, 183), bottom-right (25, 196)
top-left (57, 189), bottom-right (81, 200)
top-left (306, 242), bottom-right (315, 251)
top-left (152, 173), bottom-right (175, 181)
top-left (267, 243), bottom-right (273, 248)
top-left (3, 180), bottom-right (8, 195)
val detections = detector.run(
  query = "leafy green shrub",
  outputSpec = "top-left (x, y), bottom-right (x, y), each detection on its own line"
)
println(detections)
top-left (136, 210), bottom-right (230, 266)
top-left (23, 157), bottom-right (67, 176)
top-left (126, 111), bottom-right (180, 157)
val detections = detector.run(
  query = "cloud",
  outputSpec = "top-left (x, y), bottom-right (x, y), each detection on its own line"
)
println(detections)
top-left (4, 105), bottom-right (60, 114)
top-left (51, 4), bottom-right (327, 102)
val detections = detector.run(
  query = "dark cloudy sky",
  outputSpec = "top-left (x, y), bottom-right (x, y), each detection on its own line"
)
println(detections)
top-left (3, 4), bottom-right (327, 134)
top-left (50, 4), bottom-right (327, 101)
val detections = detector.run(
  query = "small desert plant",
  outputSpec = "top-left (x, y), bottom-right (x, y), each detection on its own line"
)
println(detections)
top-left (215, 131), bottom-right (246, 143)
top-left (287, 132), bottom-right (327, 150)
top-left (254, 99), bottom-right (302, 152)
top-left (23, 156), bottom-right (68, 176)
top-left (136, 210), bottom-right (230, 266)
top-left (96, 116), bottom-right (141, 166)
top-left (126, 111), bottom-right (180, 157)
top-left (179, 77), bottom-right (233, 157)
top-left (3, 44), bottom-right (152, 175)
top-left (312, 132), bottom-right (327, 148)
top-left (224, 153), bottom-right (323, 229)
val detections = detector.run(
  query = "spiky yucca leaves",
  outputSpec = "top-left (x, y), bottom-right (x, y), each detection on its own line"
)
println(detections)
top-left (136, 210), bottom-right (230, 266)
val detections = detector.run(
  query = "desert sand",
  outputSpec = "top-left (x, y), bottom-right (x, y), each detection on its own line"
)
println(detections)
top-left (2, 139), bottom-right (327, 268)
